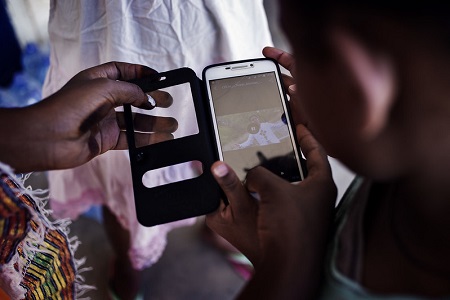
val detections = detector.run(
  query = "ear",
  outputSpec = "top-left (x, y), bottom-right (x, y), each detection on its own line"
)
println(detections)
top-left (332, 29), bottom-right (396, 139)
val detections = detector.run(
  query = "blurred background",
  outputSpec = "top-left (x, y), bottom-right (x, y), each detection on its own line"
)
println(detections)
top-left (2, 0), bottom-right (354, 299)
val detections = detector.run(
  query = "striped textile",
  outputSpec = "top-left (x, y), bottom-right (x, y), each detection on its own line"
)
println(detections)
top-left (0, 170), bottom-right (76, 300)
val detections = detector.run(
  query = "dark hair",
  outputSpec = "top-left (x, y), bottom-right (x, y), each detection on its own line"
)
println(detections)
top-left (282, 1), bottom-right (450, 35)
top-left (280, 1), bottom-right (450, 60)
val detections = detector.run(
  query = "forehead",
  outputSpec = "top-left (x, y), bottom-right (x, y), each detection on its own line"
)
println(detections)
top-left (277, 1), bottom-right (328, 39)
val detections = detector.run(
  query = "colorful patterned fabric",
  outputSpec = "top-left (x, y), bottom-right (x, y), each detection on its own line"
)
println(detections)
top-left (0, 164), bottom-right (79, 300)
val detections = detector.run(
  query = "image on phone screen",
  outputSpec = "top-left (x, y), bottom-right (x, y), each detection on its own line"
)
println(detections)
top-left (209, 71), bottom-right (302, 182)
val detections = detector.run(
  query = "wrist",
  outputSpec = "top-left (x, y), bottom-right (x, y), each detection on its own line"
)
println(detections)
top-left (241, 241), bottom-right (327, 300)
top-left (245, 217), bottom-right (333, 299)
top-left (0, 106), bottom-right (53, 172)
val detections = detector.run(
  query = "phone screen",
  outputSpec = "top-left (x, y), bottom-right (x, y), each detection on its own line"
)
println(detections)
top-left (209, 71), bottom-right (302, 182)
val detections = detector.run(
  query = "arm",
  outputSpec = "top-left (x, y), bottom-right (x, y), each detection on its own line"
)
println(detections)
top-left (0, 62), bottom-right (177, 173)
top-left (238, 134), bottom-right (257, 148)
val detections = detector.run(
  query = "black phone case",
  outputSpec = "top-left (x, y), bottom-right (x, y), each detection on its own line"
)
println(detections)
top-left (124, 58), bottom-right (307, 227)
top-left (124, 67), bottom-right (221, 227)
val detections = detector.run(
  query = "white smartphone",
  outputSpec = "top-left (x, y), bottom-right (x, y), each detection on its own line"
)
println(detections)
top-left (203, 58), bottom-right (305, 182)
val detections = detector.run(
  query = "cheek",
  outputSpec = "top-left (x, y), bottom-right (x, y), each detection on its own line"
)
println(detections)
top-left (294, 63), bottom-right (366, 158)
top-left (295, 71), bottom-right (340, 152)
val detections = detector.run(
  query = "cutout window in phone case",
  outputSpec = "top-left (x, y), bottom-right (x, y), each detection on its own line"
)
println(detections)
top-left (124, 68), bottom-right (220, 227)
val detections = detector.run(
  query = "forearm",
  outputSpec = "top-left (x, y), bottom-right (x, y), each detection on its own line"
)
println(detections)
top-left (239, 136), bottom-right (254, 148)
top-left (237, 243), bottom-right (326, 300)
top-left (0, 107), bottom-right (53, 172)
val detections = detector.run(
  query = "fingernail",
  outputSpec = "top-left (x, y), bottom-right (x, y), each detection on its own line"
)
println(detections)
top-left (147, 94), bottom-right (156, 107)
top-left (213, 163), bottom-right (228, 178)
top-left (289, 84), bottom-right (297, 93)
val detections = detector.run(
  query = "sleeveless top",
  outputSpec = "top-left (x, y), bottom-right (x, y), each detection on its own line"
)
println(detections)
top-left (319, 177), bottom-right (450, 300)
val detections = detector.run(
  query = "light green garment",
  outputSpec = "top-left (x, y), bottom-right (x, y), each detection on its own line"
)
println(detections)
top-left (318, 177), bottom-right (450, 300)
top-left (319, 262), bottom-right (450, 300)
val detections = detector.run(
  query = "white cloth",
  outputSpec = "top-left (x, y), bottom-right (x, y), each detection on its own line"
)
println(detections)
top-left (43, 0), bottom-right (273, 269)
top-left (239, 120), bottom-right (287, 148)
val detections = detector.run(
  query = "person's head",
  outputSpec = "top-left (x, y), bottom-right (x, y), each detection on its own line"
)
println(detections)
top-left (250, 114), bottom-right (261, 124)
top-left (250, 115), bottom-right (259, 123)
top-left (279, 1), bottom-right (450, 180)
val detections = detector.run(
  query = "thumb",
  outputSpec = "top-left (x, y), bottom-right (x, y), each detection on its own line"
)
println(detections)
top-left (65, 62), bottom-right (156, 109)
top-left (76, 61), bottom-right (157, 81)
top-left (211, 162), bottom-right (255, 212)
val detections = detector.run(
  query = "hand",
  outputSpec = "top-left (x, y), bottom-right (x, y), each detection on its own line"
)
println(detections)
top-left (206, 124), bottom-right (336, 299)
top-left (0, 62), bottom-right (177, 172)
top-left (206, 124), bottom-right (336, 265)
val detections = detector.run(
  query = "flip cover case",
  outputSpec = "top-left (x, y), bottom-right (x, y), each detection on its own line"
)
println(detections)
top-left (124, 68), bottom-right (221, 227)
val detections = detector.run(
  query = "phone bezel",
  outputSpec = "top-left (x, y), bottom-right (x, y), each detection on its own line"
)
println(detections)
top-left (203, 58), bottom-right (305, 182)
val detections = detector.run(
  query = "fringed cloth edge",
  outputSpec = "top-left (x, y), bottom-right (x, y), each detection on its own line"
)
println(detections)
top-left (0, 162), bottom-right (94, 299)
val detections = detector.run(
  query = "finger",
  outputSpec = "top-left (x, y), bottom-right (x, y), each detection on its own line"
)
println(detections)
top-left (147, 90), bottom-right (173, 108)
top-left (288, 83), bottom-right (298, 96)
top-left (245, 165), bottom-right (287, 198)
top-left (116, 113), bottom-right (178, 133)
top-left (96, 79), bottom-right (154, 109)
top-left (281, 73), bottom-right (296, 91)
top-left (262, 46), bottom-right (297, 78)
top-left (211, 162), bottom-right (255, 213)
top-left (115, 132), bottom-right (174, 149)
top-left (287, 85), bottom-right (303, 125)
top-left (134, 132), bottom-right (175, 148)
top-left (295, 124), bottom-right (332, 178)
top-left (206, 198), bottom-right (230, 226)
top-left (77, 62), bottom-right (157, 81)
